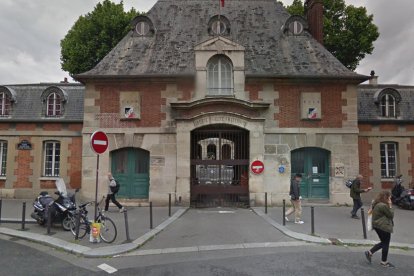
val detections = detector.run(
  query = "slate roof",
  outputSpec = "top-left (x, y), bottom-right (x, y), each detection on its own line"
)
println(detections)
top-left (358, 84), bottom-right (414, 122)
top-left (77, 0), bottom-right (366, 80)
top-left (0, 83), bottom-right (84, 122)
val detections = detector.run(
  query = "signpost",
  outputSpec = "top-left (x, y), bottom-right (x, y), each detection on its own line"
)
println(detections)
top-left (250, 160), bottom-right (264, 175)
top-left (90, 131), bottom-right (109, 221)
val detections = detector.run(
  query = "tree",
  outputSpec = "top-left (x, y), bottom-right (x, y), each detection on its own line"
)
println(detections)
top-left (285, 0), bottom-right (379, 71)
top-left (60, 0), bottom-right (138, 75)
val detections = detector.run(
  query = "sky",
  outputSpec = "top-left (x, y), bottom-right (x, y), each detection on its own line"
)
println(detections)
top-left (0, 0), bottom-right (413, 85)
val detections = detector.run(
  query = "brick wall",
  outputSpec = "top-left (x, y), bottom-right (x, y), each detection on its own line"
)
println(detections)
top-left (67, 137), bottom-right (82, 188)
top-left (358, 137), bottom-right (373, 188)
top-left (246, 83), bottom-right (346, 128)
top-left (14, 137), bottom-right (33, 188)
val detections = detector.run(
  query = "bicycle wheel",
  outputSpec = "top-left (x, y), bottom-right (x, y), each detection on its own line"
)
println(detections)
top-left (70, 215), bottom-right (89, 239)
top-left (98, 216), bottom-right (117, 243)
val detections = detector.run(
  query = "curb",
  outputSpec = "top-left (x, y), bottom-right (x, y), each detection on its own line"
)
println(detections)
top-left (252, 207), bottom-right (414, 250)
top-left (0, 208), bottom-right (189, 258)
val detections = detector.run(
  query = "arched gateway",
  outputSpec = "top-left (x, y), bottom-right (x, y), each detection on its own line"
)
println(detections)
top-left (190, 124), bottom-right (249, 207)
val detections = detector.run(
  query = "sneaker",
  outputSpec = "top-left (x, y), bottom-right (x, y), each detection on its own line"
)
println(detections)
top-left (364, 251), bottom-right (372, 264)
top-left (351, 215), bottom-right (360, 219)
top-left (119, 207), bottom-right (126, 213)
top-left (285, 216), bottom-right (289, 222)
top-left (381, 262), bottom-right (395, 268)
top-left (294, 220), bottom-right (304, 224)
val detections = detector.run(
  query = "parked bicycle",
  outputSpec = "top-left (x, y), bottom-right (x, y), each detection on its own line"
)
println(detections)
top-left (70, 198), bottom-right (117, 243)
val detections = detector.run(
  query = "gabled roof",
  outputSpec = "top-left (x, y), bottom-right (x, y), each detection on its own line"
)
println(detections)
top-left (358, 84), bottom-right (414, 122)
top-left (0, 83), bottom-right (84, 122)
top-left (77, 0), bottom-right (365, 80)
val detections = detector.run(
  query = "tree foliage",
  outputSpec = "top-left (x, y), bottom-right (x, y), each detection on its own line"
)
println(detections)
top-left (60, 0), bottom-right (138, 75)
top-left (286, 0), bottom-right (379, 71)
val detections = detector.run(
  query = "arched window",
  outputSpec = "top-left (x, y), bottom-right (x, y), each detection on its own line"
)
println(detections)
top-left (207, 56), bottom-right (233, 96)
top-left (380, 94), bottom-right (396, 117)
top-left (47, 92), bottom-right (62, 117)
top-left (207, 144), bottom-right (217, 159)
top-left (0, 92), bottom-right (11, 116)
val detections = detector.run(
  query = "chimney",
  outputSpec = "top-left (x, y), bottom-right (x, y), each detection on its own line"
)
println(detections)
top-left (369, 70), bottom-right (378, 85)
top-left (305, 0), bottom-right (324, 45)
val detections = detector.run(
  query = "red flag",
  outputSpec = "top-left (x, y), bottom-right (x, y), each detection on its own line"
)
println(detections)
top-left (220, 0), bottom-right (225, 7)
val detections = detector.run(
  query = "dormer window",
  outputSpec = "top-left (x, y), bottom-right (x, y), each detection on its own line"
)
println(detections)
top-left (47, 92), bottom-right (62, 117)
top-left (136, 21), bottom-right (150, 36)
top-left (208, 15), bottom-right (230, 36)
top-left (207, 55), bottom-right (233, 96)
top-left (131, 16), bottom-right (155, 37)
top-left (0, 92), bottom-right (11, 117)
top-left (283, 15), bottom-right (308, 36)
top-left (380, 94), bottom-right (396, 117)
top-left (41, 86), bottom-right (67, 118)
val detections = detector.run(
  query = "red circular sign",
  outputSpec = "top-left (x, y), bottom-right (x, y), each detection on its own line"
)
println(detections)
top-left (90, 131), bottom-right (109, 154)
top-left (250, 160), bottom-right (264, 174)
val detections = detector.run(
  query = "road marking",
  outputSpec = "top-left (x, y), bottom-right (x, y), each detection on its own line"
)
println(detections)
top-left (93, 140), bottom-right (107, 145)
top-left (98, 263), bottom-right (117, 274)
top-left (197, 210), bottom-right (236, 214)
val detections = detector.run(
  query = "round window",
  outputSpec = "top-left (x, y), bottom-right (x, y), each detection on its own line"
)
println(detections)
top-left (211, 20), bottom-right (226, 35)
top-left (289, 21), bottom-right (304, 35)
top-left (136, 21), bottom-right (150, 36)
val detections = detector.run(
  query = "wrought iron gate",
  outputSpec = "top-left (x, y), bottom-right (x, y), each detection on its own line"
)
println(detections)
top-left (190, 124), bottom-right (249, 207)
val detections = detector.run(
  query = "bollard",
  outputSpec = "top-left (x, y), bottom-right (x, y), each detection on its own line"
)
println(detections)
top-left (311, 206), bottom-right (315, 235)
top-left (150, 201), bottom-right (153, 229)
top-left (282, 199), bottom-right (286, 226)
top-left (124, 210), bottom-right (131, 242)
top-left (168, 193), bottom-right (171, 217)
top-left (75, 211), bottom-right (81, 240)
top-left (265, 192), bottom-right (268, 214)
top-left (21, 202), bottom-right (26, 230)
top-left (47, 205), bottom-right (52, 235)
top-left (0, 199), bottom-right (2, 224)
top-left (361, 207), bottom-right (367, 239)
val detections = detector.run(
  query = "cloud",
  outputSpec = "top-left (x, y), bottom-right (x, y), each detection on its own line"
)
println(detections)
top-left (0, 0), bottom-right (413, 85)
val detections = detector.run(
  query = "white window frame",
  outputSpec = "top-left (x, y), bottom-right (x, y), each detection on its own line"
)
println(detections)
top-left (46, 92), bottom-right (62, 117)
top-left (0, 92), bottom-right (11, 117)
top-left (380, 142), bottom-right (397, 178)
top-left (380, 94), bottom-right (396, 117)
top-left (207, 56), bottom-right (233, 96)
top-left (43, 141), bottom-right (60, 177)
top-left (0, 141), bottom-right (7, 176)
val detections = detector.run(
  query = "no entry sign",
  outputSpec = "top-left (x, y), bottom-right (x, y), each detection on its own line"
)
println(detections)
top-left (90, 131), bottom-right (108, 154)
top-left (251, 160), bottom-right (264, 175)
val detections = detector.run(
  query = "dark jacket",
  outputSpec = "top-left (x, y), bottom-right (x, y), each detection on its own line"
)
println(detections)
top-left (289, 178), bottom-right (300, 200)
top-left (350, 178), bottom-right (364, 199)
top-left (372, 202), bottom-right (394, 233)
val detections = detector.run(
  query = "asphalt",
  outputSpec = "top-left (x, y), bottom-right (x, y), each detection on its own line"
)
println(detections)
top-left (0, 199), bottom-right (413, 258)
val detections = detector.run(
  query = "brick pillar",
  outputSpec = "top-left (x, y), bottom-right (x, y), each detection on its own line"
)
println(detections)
top-left (305, 0), bottom-right (324, 45)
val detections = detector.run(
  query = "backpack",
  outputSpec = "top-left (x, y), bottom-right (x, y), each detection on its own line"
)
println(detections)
top-left (110, 179), bottom-right (120, 194)
top-left (345, 179), bottom-right (354, 189)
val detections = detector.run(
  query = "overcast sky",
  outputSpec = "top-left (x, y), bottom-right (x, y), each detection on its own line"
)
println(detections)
top-left (0, 0), bottom-right (413, 85)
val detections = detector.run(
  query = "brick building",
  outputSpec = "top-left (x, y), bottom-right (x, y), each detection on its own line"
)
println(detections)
top-left (0, 83), bottom-right (83, 198)
top-left (74, 0), bottom-right (369, 206)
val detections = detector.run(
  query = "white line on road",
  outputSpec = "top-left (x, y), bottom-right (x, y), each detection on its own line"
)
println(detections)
top-left (98, 263), bottom-right (118, 274)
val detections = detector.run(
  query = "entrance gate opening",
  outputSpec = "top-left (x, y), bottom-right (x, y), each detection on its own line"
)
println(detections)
top-left (190, 124), bottom-right (249, 207)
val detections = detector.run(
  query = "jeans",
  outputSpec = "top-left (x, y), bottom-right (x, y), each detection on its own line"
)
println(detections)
top-left (105, 193), bottom-right (123, 211)
top-left (370, 227), bottom-right (391, 262)
top-left (351, 198), bottom-right (362, 216)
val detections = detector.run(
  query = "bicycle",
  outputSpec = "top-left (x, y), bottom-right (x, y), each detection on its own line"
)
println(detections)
top-left (70, 198), bottom-right (117, 243)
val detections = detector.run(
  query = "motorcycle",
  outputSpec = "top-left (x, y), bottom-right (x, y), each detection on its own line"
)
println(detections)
top-left (391, 175), bottom-right (414, 210)
top-left (31, 178), bottom-right (78, 230)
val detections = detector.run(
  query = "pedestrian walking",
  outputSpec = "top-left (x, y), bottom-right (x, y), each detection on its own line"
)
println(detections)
top-left (350, 174), bottom-right (372, 219)
top-left (285, 173), bottom-right (304, 224)
top-left (104, 172), bottom-right (125, 213)
top-left (364, 191), bottom-right (395, 268)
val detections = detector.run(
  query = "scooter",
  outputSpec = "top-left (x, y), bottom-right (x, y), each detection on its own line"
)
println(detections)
top-left (391, 175), bottom-right (414, 210)
top-left (31, 178), bottom-right (78, 230)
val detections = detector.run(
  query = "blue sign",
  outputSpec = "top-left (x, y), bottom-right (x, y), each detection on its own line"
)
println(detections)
top-left (278, 165), bottom-right (285, 173)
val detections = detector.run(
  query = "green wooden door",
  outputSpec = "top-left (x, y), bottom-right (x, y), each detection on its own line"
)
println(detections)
top-left (291, 147), bottom-right (329, 199)
top-left (111, 147), bottom-right (150, 199)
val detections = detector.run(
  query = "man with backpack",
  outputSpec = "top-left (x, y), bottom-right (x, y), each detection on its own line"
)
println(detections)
top-left (350, 174), bottom-right (371, 219)
top-left (105, 172), bottom-right (125, 213)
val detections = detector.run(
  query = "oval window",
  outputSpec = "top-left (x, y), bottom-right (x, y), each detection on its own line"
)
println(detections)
top-left (211, 20), bottom-right (226, 35)
top-left (136, 21), bottom-right (150, 36)
top-left (289, 21), bottom-right (304, 35)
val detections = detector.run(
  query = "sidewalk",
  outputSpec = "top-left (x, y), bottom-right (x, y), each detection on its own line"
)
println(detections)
top-left (1, 199), bottom-right (413, 258)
